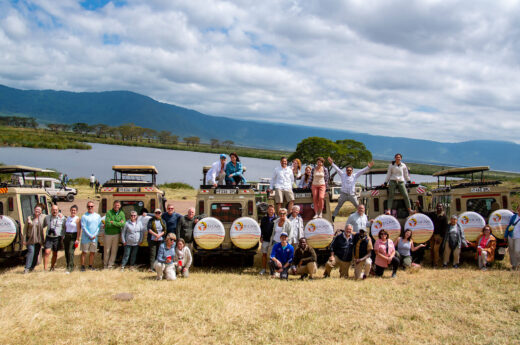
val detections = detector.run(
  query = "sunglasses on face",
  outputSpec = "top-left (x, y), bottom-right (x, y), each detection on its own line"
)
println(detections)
top-left (155, 212), bottom-right (161, 214)
top-left (280, 213), bottom-right (287, 215)
top-left (87, 205), bottom-right (94, 208)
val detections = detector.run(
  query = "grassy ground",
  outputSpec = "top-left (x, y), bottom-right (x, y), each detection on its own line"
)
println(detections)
top-left (0, 252), bottom-right (519, 345)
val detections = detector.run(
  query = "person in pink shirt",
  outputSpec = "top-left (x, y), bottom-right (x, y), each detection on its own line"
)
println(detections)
top-left (374, 229), bottom-right (400, 278)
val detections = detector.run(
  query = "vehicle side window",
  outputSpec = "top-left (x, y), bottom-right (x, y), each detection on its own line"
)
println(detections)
top-left (40, 196), bottom-right (48, 214)
top-left (383, 200), bottom-right (408, 219)
top-left (20, 195), bottom-right (39, 220)
top-left (466, 198), bottom-right (496, 219)
top-left (44, 181), bottom-right (52, 188)
top-left (55, 183), bottom-right (63, 189)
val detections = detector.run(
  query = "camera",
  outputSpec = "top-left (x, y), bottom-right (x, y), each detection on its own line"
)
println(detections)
top-left (48, 228), bottom-right (56, 236)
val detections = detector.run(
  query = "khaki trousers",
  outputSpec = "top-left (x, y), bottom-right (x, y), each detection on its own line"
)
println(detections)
top-left (295, 262), bottom-right (317, 278)
top-left (354, 258), bottom-right (372, 279)
top-left (509, 238), bottom-right (520, 269)
top-left (103, 234), bottom-right (119, 268)
top-left (430, 234), bottom-right (443, 267)
top-left (324, 255), bottom-right (351, 278)
top-left (443, 242), bottom-right (460, 266)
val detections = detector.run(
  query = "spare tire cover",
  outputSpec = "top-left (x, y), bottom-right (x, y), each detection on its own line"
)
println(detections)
top-left (458, 211), bottom-right (486, 242)
top-left (488, 209), bottom-right (514, 240)
top-left (404, 213), bottom-right (434, 244)
top-left (0, 216), bottom-right (17, 249)
top-left (230, 217), bottom-right (261, 249)
top-left (304, 218), bottom-right (334, 249)
top-left (371, 215), bottom-right (401, 242)
top-left (194, 217), bottom-right (225, 250)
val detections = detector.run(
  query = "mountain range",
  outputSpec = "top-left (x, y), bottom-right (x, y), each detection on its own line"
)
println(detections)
top-left (0, 84), bottom-right (517, 171)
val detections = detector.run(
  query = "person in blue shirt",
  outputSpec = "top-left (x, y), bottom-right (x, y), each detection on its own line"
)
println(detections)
top-left (80, 201), bottom-right (102, 271)
top-left (225, 152), bottom-right (247, 185)
top-left (269, 232), bottom-right (294, 279)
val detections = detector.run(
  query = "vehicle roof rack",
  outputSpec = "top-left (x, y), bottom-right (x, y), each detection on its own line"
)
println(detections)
top-left (112, 165), bottom-right (158, 174)
top-left (433, 166), bottom-right (489, 177)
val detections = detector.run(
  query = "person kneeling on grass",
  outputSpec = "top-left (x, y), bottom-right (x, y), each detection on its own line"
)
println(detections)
top-left (290, 237), bottom-right (317, 280)
top-left (352, 228), bottom-right (373, 280)
top-left (175, 238), bottom-right (192, 278)
top-left (269, 232), bottom-right (294, 279)
top-left (154, 233), bottom-right (177, 281)
top-left (395, 229), bottom-right (425, 269)
top-left (374, 229), bottom-right (400, 278)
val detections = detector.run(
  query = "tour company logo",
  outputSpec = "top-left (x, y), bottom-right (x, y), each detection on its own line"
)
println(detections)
top-left (492, 214), bottom-right (501, 223)
top-left (234, 221), bottom-right (244, 231)
top-left (199, 221), bottom-right (207, 231)
top-left (461, 216), bottom-right (470, 225)
top-left (408, 218), bottom-right (417, 227)
top-left (308, 223), bottom-right (316, 232)
top-left (374, 220), bottom-right (383, 230)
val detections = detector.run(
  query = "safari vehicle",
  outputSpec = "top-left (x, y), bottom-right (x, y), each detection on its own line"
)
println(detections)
top-left (19, 176), bottom-right (77, 202)
top-left (329, 183), bottom-right (362, 202)
top-left (196, 166), bottom-right (258, 266)
top-left (251, 177), bottom-right (270, 204)
top-left (98, 165), bottom-right (166, 248)
top-left (0, 165), bottom-right (54, 258)
top-left (429, 166), bottom-right (511, 259)
top-left (359, 168), bottom-right (428, 228)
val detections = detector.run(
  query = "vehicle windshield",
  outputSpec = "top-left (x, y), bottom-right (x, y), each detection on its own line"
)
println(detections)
top-left (466, 198), bottom-right (498, 219)
top-left (211, 203), bottom-right (242, 223)
top-left (120, 201), bottom-right (145, 219)
top-left (383, 200), bottom-right (408, 219)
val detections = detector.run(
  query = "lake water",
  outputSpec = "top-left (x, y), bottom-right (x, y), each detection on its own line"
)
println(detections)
top-left (0, 143), bottom-right (438, 187)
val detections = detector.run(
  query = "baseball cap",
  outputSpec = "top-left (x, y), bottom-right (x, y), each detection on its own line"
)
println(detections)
top-left (154, 208), bottom-right (162, 213)
top-left (220, 154), bottom-right (226, 159)
top-left (280, 232), bottom-right (288, 238)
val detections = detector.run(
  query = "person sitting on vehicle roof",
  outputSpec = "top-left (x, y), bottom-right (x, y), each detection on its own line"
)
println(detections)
top-left (383, 153), bottom-right (413, 216)
top-left (292, 158), bottom-right (302, 185)
top-left (324, 224), bottom-right (354, 278)
top-left (298, 166), bottom-right (312, 189)
top-left (174, 238), bottom-right (192, 278)
top-left (328, 157), bottom-right (373, 222)
top-left (269, 232), bottom-right (294, 279)
top-left (290, 237), bottom-right (317, 280)
top-left (176, 207), bottom-right (206, 251)
top-left (206, 154), bottom-right (227, 187)
top-left (310, 157), bottom-right (329, 219)
top-left (269, 157), bottom-right (295, 215)
top-left (442, 215), bottom-right (469, 268)
top-left (225, 152), bottom-right (247, 185)
top-left (469, 225), bottom-right (496, 271)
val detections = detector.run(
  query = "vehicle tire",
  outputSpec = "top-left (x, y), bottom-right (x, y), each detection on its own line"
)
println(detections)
top-left (66, 194), bottom-right (75, 202)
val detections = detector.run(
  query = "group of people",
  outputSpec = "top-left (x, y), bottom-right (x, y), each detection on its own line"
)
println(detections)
top-left (205, 153), bottom-right (247, 187)
top-left (22, 200), bottom-right (201, 280)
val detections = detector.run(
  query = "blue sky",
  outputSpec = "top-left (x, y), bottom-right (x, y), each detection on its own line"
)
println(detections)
top-left (1, 0), bottom-right (520, 144)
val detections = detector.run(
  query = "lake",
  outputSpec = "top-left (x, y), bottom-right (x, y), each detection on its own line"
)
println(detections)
top-left (0, 143), bottom-right (438, 187)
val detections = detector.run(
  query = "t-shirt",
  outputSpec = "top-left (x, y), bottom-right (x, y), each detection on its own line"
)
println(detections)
top-left (312, 169), bottom-right (325, 186)
top-left (272, 222), bottom-right (284, 243)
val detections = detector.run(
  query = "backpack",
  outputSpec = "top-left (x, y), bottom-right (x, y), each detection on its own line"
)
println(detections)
top-left (505, 214), bottom-right (519, 238)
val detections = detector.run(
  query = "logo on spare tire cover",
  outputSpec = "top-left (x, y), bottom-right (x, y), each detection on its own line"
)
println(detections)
top-left (308, 223), bottom-right (316, 232)
top-left (408, 218), bottom-right (417, 227)
top-left (461, 216), bottom-right (469, 225)
top-left (199, 221), bottom-right (207, 231)
top-left (374, 220), bottom-right (383, 230)
top-left (234, 221), bottom-right (244, 231)
top-left (492, 214), bottom-right (501, 222)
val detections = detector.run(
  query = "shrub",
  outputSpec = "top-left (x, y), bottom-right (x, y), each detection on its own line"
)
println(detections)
top-left (69, 177), bottom-right (90, 186)
top-left (159, 182), bottom-right (194, 190)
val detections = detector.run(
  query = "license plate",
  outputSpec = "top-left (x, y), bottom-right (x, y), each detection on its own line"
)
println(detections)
top-left (216, 189), bottom-right (237, 194)
top-left (294, 193), bottom-right (311, 198)
top-left (119, 187), bottom-right (139, 192)
top-left (498, 247), bottom-right (506, 255)
top-left (470, 187), bottom-right (491, 192)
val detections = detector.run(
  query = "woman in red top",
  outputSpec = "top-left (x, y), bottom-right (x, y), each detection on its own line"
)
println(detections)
top-left (471, 225), bottom-right (496, 271)
top-left (374, 229), bottom-right (400, 278)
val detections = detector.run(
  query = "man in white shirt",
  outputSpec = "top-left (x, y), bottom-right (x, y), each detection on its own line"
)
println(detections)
top-left (90, 173), bottom-right (96, 188)
top-left (346, 204), bottom-right (371, 233)
top-left (205, 154), bottom-right (227, 187)
top-left (268, 157), bottom-right (295, 214)
top-left (328, 157), bottom-right (373, 222)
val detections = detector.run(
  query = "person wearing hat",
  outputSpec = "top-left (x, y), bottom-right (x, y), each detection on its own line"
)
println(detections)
top-left (290, 237), bottom-right (317, 280)
top-left (442, 215), bottom-right (468, 268)
top-left (352, 226), bottom-right (373, 279)
top-left (206, 154), bottom-right (227, 187)
top-left (269, 232), bottom-right (294, 279)
top-left (147, 208), bottom-right (167, 272)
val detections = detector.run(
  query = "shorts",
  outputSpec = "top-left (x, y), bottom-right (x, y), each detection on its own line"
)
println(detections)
top-left (81, 241), bottom-right (98, 253)
top-left (274, 189), bottom-right (294, 204)
top-left (261, 241), bottom-right (270, 254)
top-left (44, 236), bottom-right (61, 252)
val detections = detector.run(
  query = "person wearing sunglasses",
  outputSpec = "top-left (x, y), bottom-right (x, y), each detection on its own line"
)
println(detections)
top-left (80, 201), bottom-right (102, 271)
top-left (147, 209), bottom-right (167, 272)
top-left (154, 233), bottom-right (177, 280)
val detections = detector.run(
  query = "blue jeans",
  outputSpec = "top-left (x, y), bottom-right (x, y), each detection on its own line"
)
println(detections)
top-left (121, 245), bottom-right (139, 267)
top-left (25, 243), bottom-right (42, 270)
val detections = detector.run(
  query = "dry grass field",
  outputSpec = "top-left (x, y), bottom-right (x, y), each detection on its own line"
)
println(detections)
top-left (0, 251), bottom-right (519, 345)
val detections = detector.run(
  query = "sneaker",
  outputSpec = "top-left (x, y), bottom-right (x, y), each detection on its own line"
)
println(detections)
top-left (156, 276), bottom-right (162, 281)
top-left (312, 214), bottom-right (318, 219)
top-left (323, 273), bottom-right (330, 278)
top-left (308, 276), bottom-right (314, 280)
top-left (362, 274), bottom-right (367, 280)
top-left (89, 266), bottom-right (95, 271)
top-left (259, 269), bottom-right (266, 275)
top-left (453, 264), bottom-right (459, 269)
top-left (299, 274), bottom-right (308, 280)
top-left (481, 267), bottom-right (487, 271)
top-left (120, 267), bottom-right (125, 272)
top-left (80, 266), bottom-right (86, 272)
top-left (274, 272), bottom-right (280, 278)
top-left (24, 268), bottom-right (30, 274)
top-left (65, 271), bottom-right (70, 275)
top-left (442, 264), bottom-right (448, 268)
top-left (49, 267), bottom-right (55, 272)
top-left (391, 272), bottom-right (397, 278)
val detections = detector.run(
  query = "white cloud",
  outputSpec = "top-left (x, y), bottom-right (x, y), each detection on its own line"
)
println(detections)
top-left (0, 0), bottom-right (520, 143)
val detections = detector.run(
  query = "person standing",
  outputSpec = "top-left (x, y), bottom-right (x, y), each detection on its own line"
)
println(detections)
top-left (442, 215), bottom-right (468, 268)
top-left (63, 174), bottom-right (69, 186)
top-left (206, 154), bottom-right (227, 187)
top-left (175, 238), bottom-right (192, 278)
top-left (225, 152), bottom-right (247, 185)
top-left (95, 179), bottom-right (100, 193)
top-left (269, 157), bottom-right (295, 215)
top-left (23, 205), bottom-right (45, 274)
top-left (90, 173), bottom-right (95, 189)
top-left (121, 211), bottom-right (145, 270)
top-left (352, 228), bottom-right (373, 280)
top-left (290, 238), bottom-right (317, 280)
top-left (384, 153), bottom-right (413, 216)
top-left (42, 204), bottom-right (66, 271)
top-left (80, 201), bottom-right (102, 271)
top-left (176, 207), bottom-right (205, 251)
top-left (103, 200), bottom-right (125, 269)
top-left (505, 205), bottom-right (520, 270)
top-left (259, 205), bottom-right (276, 275)
top-left (324, 224), bottom-right (354, 278)
top-left (269, 208), bottom-right (292, 247)
top-left (162, 203), bottom-right (182, 236)
top-left (154, 233), bottom-right (177, 280)
top-left (328, 157), bottom-right (373, 222)
top-left (309, 157), bottom-right (329, 218)
top-left (64, 205), bottom-right (81, 272)
top-left (374, 229), bottom-right (400, 278)
top-left (269, 232), bottom-right (294, 279)
top-left (346, 204), bottom-right (370, 234)
top-left (417, 202), bottom-right (448, 267)
top-left (287, 205), bottom-right (304, 247)
top-left (148, 209), bottom-right (167, 271)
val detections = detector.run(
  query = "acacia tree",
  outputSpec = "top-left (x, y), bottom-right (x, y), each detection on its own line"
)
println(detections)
top-left (222, 140), bottom-right (234, 149)
top-left (210, 138), bottom-right (219, 148)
